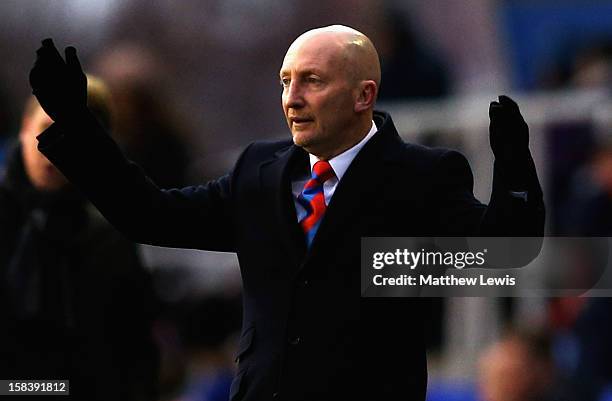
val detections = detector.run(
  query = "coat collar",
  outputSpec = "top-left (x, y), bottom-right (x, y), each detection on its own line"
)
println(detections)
top-left (303, 111), bottom-right (404, 262)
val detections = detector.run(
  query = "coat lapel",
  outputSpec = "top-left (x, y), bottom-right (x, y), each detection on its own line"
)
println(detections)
top-left (259, 143), bottom-right (308, 269)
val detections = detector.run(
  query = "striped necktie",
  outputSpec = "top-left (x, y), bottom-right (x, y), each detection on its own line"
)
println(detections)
top-left (298, 160), bottom-right (336, 247)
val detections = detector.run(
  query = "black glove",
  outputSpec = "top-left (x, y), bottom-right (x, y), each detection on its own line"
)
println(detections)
top-left (489, 95), bottom-right (531, 188)
top-left (29, 38), bottom-right (88, 125)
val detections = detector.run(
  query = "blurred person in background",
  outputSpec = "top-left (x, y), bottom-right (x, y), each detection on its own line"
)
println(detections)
top-left (562, 140), bottom-right (612, 236)
top-left (170, 295), bottom-right (242, 401)
top-left (92, 42), bottom-right (195, 187)
top-left (151, 295), bottom-right (242, 401)
top-left (0, 76), bottom-right (159, 401)
top-left (542, 39), bottom-right (612, 401)
top-left (0, 82), bottom-right (18, 174)
top-left (560, 297), bottom-right (612, 401)
top-left (542, 40), bottom-right (612, 233)
top-left (377, 8), bottom-right (450, 101)
top-left (570, 41), bottom-right (612, 90)
top-left (540, 40), bottom-right (612, 91)
top-left (478, 329), bottom-right (565, 401)
top-left (551, 139), bottom-right (612, 401)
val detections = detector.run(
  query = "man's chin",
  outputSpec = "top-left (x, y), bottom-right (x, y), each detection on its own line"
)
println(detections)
top-left (292, 132), bottom-right (314, 148)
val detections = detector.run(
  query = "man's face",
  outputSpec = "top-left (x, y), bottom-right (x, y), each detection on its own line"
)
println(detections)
top-left (20, 106), bottom-right (68, 191)
top-left (280, 36), bottom-right (358, 158)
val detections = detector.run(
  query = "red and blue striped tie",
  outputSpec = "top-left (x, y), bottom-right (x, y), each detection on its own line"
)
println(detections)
top-left (298, 160), bottom-right (335, 247)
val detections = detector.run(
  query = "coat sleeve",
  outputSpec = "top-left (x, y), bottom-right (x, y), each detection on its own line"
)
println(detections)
top-left (37, 114), bottom-right (241, 251)
top-left (480, 154), bottom-right (545, 236)
top-left (431, 149), bottom-right (545, 237)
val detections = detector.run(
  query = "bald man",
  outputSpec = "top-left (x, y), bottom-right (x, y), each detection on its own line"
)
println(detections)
top-left (29, 26), bottom-right (544, 401)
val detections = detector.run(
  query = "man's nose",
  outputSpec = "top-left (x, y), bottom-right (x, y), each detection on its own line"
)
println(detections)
top-left (284, 81), bottom-right (305, 109)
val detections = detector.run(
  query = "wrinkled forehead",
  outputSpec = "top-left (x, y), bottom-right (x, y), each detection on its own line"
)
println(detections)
top-left (280, 33), bottom-right (348, 75)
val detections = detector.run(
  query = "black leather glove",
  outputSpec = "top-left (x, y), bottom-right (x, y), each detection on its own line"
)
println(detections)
top-left (489, 95), bottom-right (531, 188)
top-left (29, 38), bottom-right (88, 126)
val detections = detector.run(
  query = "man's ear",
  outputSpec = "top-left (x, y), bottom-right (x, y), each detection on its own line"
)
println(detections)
top-left (354, 80), bottom-right (377, 113)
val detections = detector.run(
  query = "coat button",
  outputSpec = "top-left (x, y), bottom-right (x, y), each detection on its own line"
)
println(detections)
top-left (289, 336), bottom-right (301, 345)
top-left (272, 392), bottom-right (279, 398)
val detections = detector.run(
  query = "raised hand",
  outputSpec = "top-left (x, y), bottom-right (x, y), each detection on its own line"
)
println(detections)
top-left (488, 95), bottom-right (533, 190)
top-left (489, 95), bottom-right (530, 164)
top-left (29, 38), bottom-right (88, 125)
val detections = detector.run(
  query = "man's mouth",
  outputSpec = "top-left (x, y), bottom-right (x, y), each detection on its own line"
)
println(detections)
top-left (291, 117), bottom-right (313, 126)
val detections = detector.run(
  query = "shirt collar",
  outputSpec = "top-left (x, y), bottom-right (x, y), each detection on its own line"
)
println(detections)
top-left (308, 120), bottom-right (378, 180)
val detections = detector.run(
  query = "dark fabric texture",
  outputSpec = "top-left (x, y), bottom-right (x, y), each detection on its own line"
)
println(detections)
top-left (0, 144), bottom-right (160, 401)
top-left (37, 110), bottom-right (545, 401)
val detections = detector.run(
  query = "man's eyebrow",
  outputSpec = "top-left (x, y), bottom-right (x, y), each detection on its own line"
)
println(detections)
top-left (279, 67), bottom-right (325, 77)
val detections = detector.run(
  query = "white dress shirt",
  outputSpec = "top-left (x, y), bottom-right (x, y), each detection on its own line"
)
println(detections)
top-left (292, 121), bottom-right (378, 221)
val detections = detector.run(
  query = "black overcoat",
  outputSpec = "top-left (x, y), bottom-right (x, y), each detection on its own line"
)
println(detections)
top-left (38, 110), bottom-right (544, 401)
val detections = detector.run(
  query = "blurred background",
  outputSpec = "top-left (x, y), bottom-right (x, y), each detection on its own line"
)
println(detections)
top-left (2, 0), bottom-right (612, 400)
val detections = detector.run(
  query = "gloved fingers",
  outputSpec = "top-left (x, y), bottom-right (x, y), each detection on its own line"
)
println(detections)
top-left (498, 95), bottom-right (521, 115)
top-left (41, 38), bottom-right (55, 49)
top-left (489, 100), bottom-right (501, 120)
top-left (36, 38), bottom-right (64, 66)
top-left (490, 95), bottom-right (523, 122)
top-left (65, 46), bottom-right (84, 75)
top-left (31, 38), bottom-right (63, 91)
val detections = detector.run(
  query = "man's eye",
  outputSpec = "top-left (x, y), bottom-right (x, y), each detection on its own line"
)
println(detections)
top-left (307, 77), bottom-right (320, 84)
top-left (280, 78), bottom-right (290, 87)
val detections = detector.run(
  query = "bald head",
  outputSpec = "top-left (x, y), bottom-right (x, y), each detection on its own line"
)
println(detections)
top-left (280, 25), bottom-right (381, 159)
top-left (288, 25), bottom-right (381, 88)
